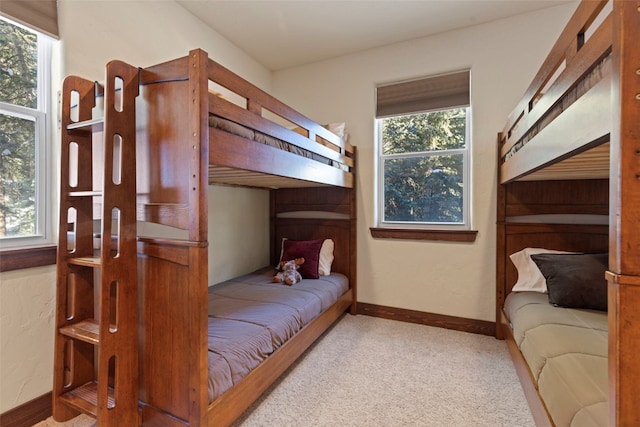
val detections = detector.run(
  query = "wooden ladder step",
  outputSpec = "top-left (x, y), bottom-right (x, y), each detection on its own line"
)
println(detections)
top-left (67, 256), bottom-right (101, 268)
top-left (59, 319), bottom-right (100, 345)
top-left (66, 117), bottom-right (105, 135)
top-left (59, 381), bottom-right (115, 417)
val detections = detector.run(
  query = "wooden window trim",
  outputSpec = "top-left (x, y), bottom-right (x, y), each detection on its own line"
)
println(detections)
top-left (0, 245), bottom-right (57, 272)
top-left (370, 227), bottom-right (477, 242)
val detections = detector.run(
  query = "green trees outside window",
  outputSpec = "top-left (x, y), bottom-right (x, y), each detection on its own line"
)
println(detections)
top-left (0, 18), bottom-right (41, 239)
top-left (380, 108), bottom-right (468, 224)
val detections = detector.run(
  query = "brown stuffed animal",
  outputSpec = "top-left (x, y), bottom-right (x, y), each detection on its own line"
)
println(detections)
top-left (273, 257), bottom-right (305, 286)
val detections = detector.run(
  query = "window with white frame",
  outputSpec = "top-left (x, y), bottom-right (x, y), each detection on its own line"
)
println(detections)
top-left (0, 16), bottom-right (53, 248)
top-left (375, 70), bottom-right (471, 229)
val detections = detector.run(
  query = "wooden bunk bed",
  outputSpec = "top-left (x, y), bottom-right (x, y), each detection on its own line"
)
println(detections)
top-left (53, 49), bottom-right (356, 426)
top-left (495, 1), bottom-right (639, 426)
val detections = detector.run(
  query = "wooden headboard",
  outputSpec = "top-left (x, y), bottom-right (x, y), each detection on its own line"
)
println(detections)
top-left (496, 179), bottom-right (609, 315)
top-left (270, 187), bottom-right (357, 283)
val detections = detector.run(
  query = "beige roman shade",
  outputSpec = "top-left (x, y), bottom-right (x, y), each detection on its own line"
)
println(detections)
top-left (0, 0), bottom-right (59, 38)
top-left (376, 70), bottom-right (470, 118)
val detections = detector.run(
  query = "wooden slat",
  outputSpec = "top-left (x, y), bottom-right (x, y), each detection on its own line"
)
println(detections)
top-left (518, 142), bottom-right (610, 181)
top-left (209, 166), bottom-right (329, 189)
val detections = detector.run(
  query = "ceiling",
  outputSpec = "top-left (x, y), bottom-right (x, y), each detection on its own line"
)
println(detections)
top-left (177, 0), bottom-right (575, 71)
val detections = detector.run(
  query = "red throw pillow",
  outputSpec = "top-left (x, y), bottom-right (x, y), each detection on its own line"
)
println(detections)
top-left (280, 239), bottom-right (324, 279)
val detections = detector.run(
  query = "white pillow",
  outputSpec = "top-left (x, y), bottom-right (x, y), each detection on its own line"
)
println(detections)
top-left (318, 239), bottom-right (334, 276)
top-left (510, 247), bottom-right (577, 293)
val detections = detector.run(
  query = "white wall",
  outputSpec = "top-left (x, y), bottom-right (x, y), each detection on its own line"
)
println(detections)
top-left (0, 0), bottom-right (270, 413)
top-left (272, 4), bottom-right (577, 322)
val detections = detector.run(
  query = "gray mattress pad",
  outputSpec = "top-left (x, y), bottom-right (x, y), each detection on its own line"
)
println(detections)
top-left (206, 267), bottom-right (349, 403)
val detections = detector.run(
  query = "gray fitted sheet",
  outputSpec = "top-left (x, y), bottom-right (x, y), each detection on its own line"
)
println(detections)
top-left (504, 292), bottom-right (608, 427)
top-left (206, 268), bottom-right (349, 403)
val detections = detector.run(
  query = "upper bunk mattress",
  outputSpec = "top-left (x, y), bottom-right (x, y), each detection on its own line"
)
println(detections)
top-left (206, 268), bottom-right (349, 403)
top-left (504, 292), bottom-right (608, 427)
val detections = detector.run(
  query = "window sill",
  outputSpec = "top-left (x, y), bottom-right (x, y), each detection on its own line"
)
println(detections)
top-left (0, 245), bottom-right (57, 272)
top-left (369, 227), bottom-right (477, 242)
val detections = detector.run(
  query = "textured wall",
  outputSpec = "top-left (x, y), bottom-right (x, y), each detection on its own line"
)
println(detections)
top-left (0, 266), bottom-right (56, 412)
top-left (272, 4), bottom-right (578, 322)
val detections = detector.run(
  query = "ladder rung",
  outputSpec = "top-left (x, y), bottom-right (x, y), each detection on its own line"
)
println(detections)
top-left (59, 381), bottom-right (115, 417)
top-left (68, 191), bottom-right (102, 197)
top-left (68, 257), bottom-right (101, 267)
top-left (66, 118), bottom-right (104, 133)
top-left (59, 319), bottom-right (100, 345)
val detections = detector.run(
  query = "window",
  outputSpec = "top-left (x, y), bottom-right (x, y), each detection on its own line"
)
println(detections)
top-left (0, 16), bottom-right (54, 249)
top-left (374, 70), bottom-right (474, 239)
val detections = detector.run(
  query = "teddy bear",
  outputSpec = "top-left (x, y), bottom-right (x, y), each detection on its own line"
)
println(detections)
top-left (273, 257), bottom-right (305, 286)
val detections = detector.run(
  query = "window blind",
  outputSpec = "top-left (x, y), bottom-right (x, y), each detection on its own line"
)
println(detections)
top-left (376, 70), bottom-right (470, 118)
top-left (0, 0), bottom-right (59, 38)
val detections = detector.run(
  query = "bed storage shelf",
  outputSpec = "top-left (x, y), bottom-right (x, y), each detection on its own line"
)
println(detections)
top-left (496, 1), bottom-right (640, 425)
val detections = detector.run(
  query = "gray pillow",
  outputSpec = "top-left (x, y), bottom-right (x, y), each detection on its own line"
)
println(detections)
top-left (530, 253), bottom-right (608, 311)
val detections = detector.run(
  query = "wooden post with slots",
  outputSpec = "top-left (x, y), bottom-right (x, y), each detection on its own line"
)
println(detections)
top-left (53, 61), bottom-right (140, 425)
top-left (607, 1), bottom-right (640, 425)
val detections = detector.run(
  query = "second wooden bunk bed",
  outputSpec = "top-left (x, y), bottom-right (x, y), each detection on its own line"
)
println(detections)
top-left (54, 49), bottom-right (357, 426)
top-left (496, 1), bottom-right (639, 426)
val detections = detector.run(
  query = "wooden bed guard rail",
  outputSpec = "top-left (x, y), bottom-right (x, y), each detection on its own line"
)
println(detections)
top-left (206, 60), bottom-right (354, 166)
top-left (138, 50), bottom-right (355, 176)
top-left (498, 0), bottom-right (612, 183)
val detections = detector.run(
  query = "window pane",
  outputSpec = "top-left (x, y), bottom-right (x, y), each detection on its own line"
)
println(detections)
top-left (0, 19), bottom-right (38, 109)
top-left (0, 113), bottom-right (36, 237)
top-left (384, 154), bottom-right (463, 223)
top-left (382, 109), bottom-right (466, 154)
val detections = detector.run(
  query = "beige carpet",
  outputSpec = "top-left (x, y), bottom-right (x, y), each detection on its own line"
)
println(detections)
top-left (36, 315), bottom-right (534, 427)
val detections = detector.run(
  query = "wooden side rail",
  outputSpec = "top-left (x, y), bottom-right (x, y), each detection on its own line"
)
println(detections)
top-left (207, 58), bottom-right (354, 158)
top-left (499, 0), bottom-right (611, 160)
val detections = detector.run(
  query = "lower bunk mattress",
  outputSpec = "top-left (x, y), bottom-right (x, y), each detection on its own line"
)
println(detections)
top-left (504, 292), bottom-right (608, 427)
top-left (206, 268), bottom-right (349, 403)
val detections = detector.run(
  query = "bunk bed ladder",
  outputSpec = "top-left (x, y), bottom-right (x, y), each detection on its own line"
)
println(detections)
top-left (52, 61), bottom-right (140, 426)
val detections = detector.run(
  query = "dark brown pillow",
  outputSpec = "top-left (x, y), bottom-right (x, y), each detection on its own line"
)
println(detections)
top-left (530, 253), bottom-right (608, 311)
top-left (280, 239), bottom-right (324, 279)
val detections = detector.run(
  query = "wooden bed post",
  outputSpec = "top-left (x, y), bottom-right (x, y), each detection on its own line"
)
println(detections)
top-left (607, 1), bottom-right (640, 425)
top-left (495, 133), bottom-right (507, 340)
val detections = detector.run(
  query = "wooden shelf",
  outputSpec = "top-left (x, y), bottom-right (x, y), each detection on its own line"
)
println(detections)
top-left (59, 319), bottom-right (100, 345)
top-left (59, 381), bottom-right (115, 417)
top-left (67, 256), bottom-right (101, 267)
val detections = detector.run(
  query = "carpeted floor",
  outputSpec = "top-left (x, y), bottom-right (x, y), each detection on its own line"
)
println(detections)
top-left (35, 315), bottom-right (534, 427)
